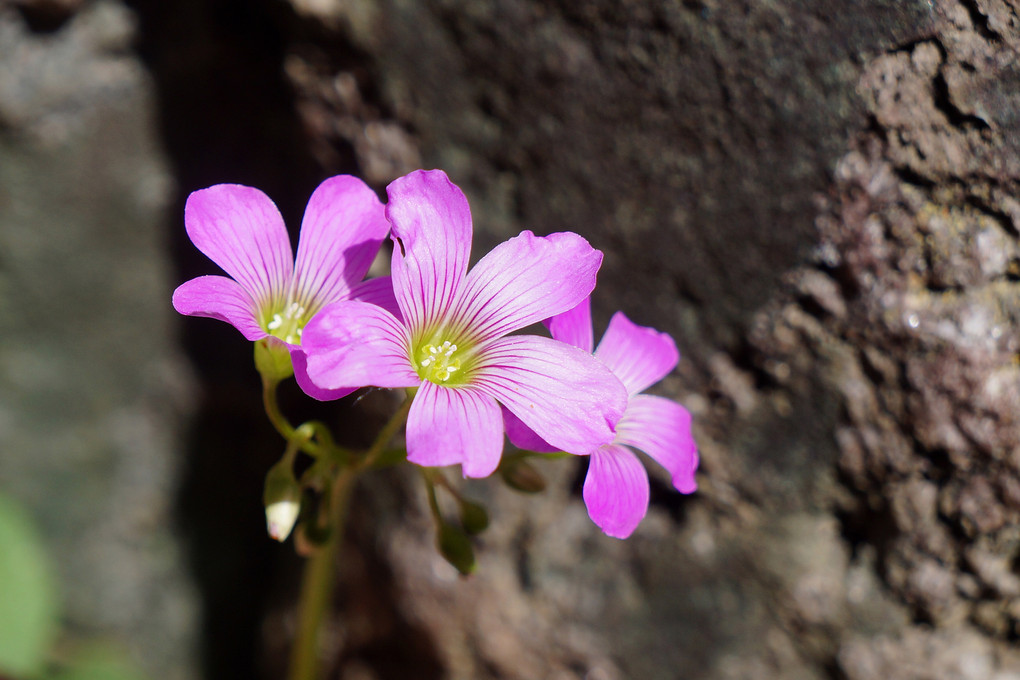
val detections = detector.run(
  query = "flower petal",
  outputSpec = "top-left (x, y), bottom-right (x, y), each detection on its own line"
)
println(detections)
top-left (385, 169), bottom-right (473, 334)
top-left (291, 349), bottom-right (357, 401)
top-left (471, 335), bottom-right (627, 455)
top-left (172, 275), bottom-right (265, 340)
top-left (452, 231), bottom-right (602, 341)
top-left (293, 175), bottom-right (389, 314)
top-left (595, 312), bottom-right (679, 395)
top-left (545, 295), bottom-right (595, 353)
top-left (583, 445), bottom-right (650, 539)
top-left (407, 383), bottom-right (504, 478)
top-left (347, 276), bottom-right (401, 321)
top-left (301, 300), bottom-right (419, 390)
top-left (616, 394), bottom-right (698, 493)
top-left (501, 407), bottom-right (557, 453)
top-left (184, 184), bottom-right (293, 311)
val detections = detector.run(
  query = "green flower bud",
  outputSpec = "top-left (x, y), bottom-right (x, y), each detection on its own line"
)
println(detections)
top-left (499, 459), bottom-right (547, 494)
top-left (437, 523), bottom-right (476, 575)
top-left (459, 499), bottom-right (489, 535)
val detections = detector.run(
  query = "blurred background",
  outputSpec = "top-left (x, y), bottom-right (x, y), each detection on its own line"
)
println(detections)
top-left (4, 0), bottom-right (1020, 678)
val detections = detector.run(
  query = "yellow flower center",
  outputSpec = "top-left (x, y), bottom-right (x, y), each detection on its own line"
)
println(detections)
top-left (416, 340), bottom-right (463, 383)
top-left (265, 301), bottom-right (308, 345)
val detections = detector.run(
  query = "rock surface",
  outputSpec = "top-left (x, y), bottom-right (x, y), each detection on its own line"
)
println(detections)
top-left (0, 2), bottom-right (197, 677)
top-left (7, 0), bottom-right (1020, 678)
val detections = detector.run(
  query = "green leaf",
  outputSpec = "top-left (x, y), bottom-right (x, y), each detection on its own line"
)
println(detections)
top-left (0, 492), bottom-right (59, 676)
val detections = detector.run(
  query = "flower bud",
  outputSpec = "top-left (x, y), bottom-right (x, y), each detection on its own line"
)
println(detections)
top-left (263, 460), bottom-right (301, 542)
top-left (254, 336), bottom-right (294, 382)
top-left (265, 499), bottom-right (301, 543)
top-left (437, 523), bottom-right (476, 575)
top-left (459, 499), bottom-right (489, 535)
top-left (499, 459), bottom-right (547, 494)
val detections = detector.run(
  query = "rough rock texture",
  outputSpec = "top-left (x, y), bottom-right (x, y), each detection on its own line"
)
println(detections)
top-left (301, 1), bottom-right (1020, 678)
top-left (10, 0), bottom-right (1020, 678)
top-left (748, 3), bottom-right (1020, 677)
top-left (0, 1), bottom-right (198, 677)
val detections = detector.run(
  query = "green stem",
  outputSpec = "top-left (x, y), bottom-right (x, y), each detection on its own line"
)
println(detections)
top-left (262, 377), bottom-right (295, 439)
top-left (423, 468), bottom-right (442, 521)
top-left (356, 395), bottom-right (413, 471)
top-left (262, 377), bottom-right (328, 458)
top-left (286, 467), bottom-right (354, 680)
top-left (432, 470), bottom-right (460, 499)
top-left (286, 394), bottom-right (413, 680)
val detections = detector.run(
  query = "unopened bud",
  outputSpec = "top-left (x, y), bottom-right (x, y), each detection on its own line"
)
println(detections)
top-left (459, 499), bottom-right (489, 535)
top-left (263, 460), bottom-right (301, 542)
top-left (499, 459), bottom-right (547, 494)
top-left (266, 499), bottom-right (301, 542)
top-left (437, 523), bottom-right (476, 575)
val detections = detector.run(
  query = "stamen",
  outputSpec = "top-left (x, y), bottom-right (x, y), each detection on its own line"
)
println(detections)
top-left (416, 340), bottom-right (464, 383)
top-left (264, 301), bottom-right (309, 344)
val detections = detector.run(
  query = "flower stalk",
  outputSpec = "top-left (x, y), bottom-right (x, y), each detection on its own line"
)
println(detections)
top-left (261, 376), bottom-right (332, 460)
top-left (285, 395), bottom-right (412, 680)
top-left (285, 467), bottom-right (353, 680)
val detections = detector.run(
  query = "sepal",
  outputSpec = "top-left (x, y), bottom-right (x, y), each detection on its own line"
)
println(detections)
top-left (254, 336), bottom-right (294, 382)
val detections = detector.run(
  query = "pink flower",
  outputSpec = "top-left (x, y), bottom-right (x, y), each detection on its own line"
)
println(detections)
top-left (300, 169), bottom-right (628, 477)
top-left (171, 176), bottom-right (395, 397)
top-left (506, 297), bottom-right (699, 538)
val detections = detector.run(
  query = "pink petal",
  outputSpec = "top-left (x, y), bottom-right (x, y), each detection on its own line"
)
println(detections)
top-left (347, 276), bottom-right (401, 321)
top-left (407, 382), bottom-right (504, 478)
top-left (385, 170), bottom-right (473, 334)
top-left (616, 394), bottom-right (698, 493)
top-left (184, 184), bottom-right (293, 310)
top-left (471, 335), bottom-right (627, 455)
top-left (595, 312), bottom-right (679, 395)
top-left (545, 295), bottom-right (595, 353)
top-left (583, 445), bottom-right (650, 539)
top-left (172, 275), bottom-right (265, 340)
top-left (301, 301), bottom-right (419, 391)
top-left (501, 407), bottom-right (558, 453)
top-left (293, 175), bottom-right (389, 314)
top-left (452, 231), bottom-right (602, 342)
top-left (291, 349), bottom-right (357, 401)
